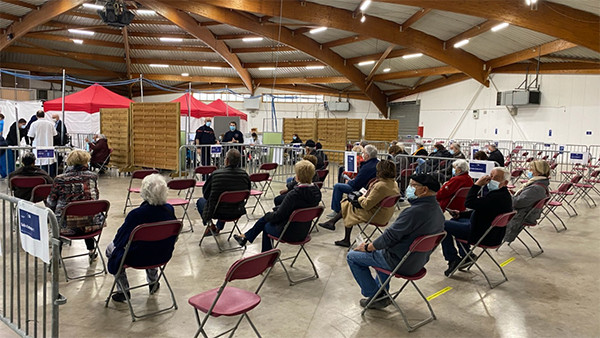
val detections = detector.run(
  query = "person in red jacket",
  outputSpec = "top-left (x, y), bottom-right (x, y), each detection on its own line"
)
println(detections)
top-left (436, 159), bottom-right (473, 211)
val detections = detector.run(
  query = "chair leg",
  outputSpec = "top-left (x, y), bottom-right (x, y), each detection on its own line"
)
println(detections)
top-left (523, 228), bottom-right (544, 258)
top-left (243, 313), bottom-right (262, 338)
top-left (193, 309), bottom-right (209, 338)
top-left (123, 192), bottom-right (131, 214)
top-left (548, 208), bottom-right (568, 232)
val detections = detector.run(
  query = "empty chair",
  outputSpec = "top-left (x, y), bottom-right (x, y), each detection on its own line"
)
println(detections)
top-left (538, 200), bottom-right (568, 232)
top-left (248, 172), bottom-right (269, 214)
top-left (361, 232), bottom-right (446, 332)
top-left (511, 198), bottom-right (550, 258)
top-left (123, 169), bottom-right (159, 214)
top-left (188, 249), bottom-right (281, 338)
top-left (194, 165), bottom-right (217, 189)
top-left (199, 190), bottom-right (250, 252)
top-left (316, 169), bottom-right (329, 182)
top-left (166, 179), bottom-right (196, 232)
top-left (550, 182), bottom-right (577, 217)
top-left (259, 162), bottom-right (278, 196)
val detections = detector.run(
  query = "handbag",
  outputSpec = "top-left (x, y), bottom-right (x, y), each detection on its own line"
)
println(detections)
top-left (346, 191), bottom-right (363, 209)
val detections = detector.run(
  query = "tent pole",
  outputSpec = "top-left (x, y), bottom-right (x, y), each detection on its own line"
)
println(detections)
top-left (61, 69), bottom-right (66, 145)
top-left (188, 82), bottom-right (191, 140)
top-left (140, 74), bottom-right (144, 102)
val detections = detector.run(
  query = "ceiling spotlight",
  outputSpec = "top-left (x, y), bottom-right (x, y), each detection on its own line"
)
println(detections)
top-left (68, 29), bottom-right (95, 36)
top-left (72, 39), bottom-right (84, 44)
top-left (453, 39), bottom-right (469, 48)
top-left (306, 65), bottom-right (325, 69)
top-left (242, 37), bottom-right (264, 42)
top-left (491, 22), bottom-right (509, 32)
top-left (136, 9), bottom-right (156, 15)
top-left (360, 15), bottom-right (366, 23)
top-left (403, 53), bottom-right (423, 59)
top-left (160, 37), bottom-right (183, 42)
top-left (203, 66), bottom-right (222, 70)
top-left (259, 67), bottom-right (276, 71)
top-left (383, 68), bottom-right (391, 73)
top-left (358, 60), bottom-right (375, 66)
top-left (359, 0), bottom-right (372, 11)
top-left (149, 64), bottom-right (169, 68)
top-left (181, 73), bottom-right (189, 77)
top-left (82, 3), bottom-right (104, 10)
top-left (309, 27), bottom-right (327, 34)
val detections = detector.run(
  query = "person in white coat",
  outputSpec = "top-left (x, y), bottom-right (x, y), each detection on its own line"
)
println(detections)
top-left (27, 111), bottom-right (57, 177)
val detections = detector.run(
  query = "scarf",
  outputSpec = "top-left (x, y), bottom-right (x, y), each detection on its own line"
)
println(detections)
top-left (514, 176), bottom-right (547, 196)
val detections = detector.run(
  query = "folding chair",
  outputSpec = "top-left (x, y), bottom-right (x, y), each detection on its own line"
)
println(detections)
top-left (538, 200), bottom-right (568, 232)
top-left (445, 186), bottom-right (471, 212)
top-left (194, 165), bottom-right (217, 190)
top-left (259, 163), bottom-right (278, 197)
top-left (314, 181), bottom-right (325, 207)
top-left (511, 197), bottom-right (550, 258)
top-left (188, 249), bottom-right (281, 338)
top-left (104, 220), bottom-right (183, 321)
top-left (316, 169), bottom-right (329, 182)
top-left (268, 206), bottom-right (324, 285)
top-left (123, 169), bottom-right (159, 214)
top-left (59, 200), bottom-right (110, 282)
top-left (572, 173), bottom-right (597, 207)
top-left (97, 148), bottom-right (113, 173)
top-left (509, 169), bottom-right (524, 185)
top-left (248, 172), bottom-right (269, 214)
top-left (166, 179), bottom-right (196, 232)
top-left (447, 211), bottom-right (517, 289)
top-left (9, 176), bottom-right (47, 197)
top-left (30, 184), bottom-right (52, 203)
top-left (199, 190), bottom-right (251, 253)
top-left (549, 182), bottom-right (577, 217)
top-left (584, 170), bottom-right (600, 196)
top-left (350, 194), bottom-right (402, 250)
top-left (361, 232), bottom-right (446, 332)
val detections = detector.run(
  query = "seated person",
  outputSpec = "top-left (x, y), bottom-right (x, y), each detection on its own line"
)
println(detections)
top-left (106, 174), bottom-right (177, 302)
top-left (448, 142), bottom-right (466, 159)
top-left (320, 160), bottom-right (400, 248)
top-left (305, 139), bottom-right (325, 170)
top-left (411, 142), bottom-right (428, 158)
top-left (473, 150), bottom-right (488, 161)
top-left (503, 160), bottom-right (550, 243)
top-left (196, 149), bottom-right (250, 235)
top-left (346, 174), bottom-right (444, 309)
top-left (435, 159), bottom-right (473, 211)
top-left (487, 144), bottom-right (505, 167)
top-left (338, 145), bottom-right (364, 183)
top-left (290, 133), bottom-right (302, 145)
top-left (441, 167), bottom-right (513, 276)
top-left (234, 160), bottom-right (321, 252)
top-left (315, 142), bottom-right (328, 163)
top-left (389, 144), bottom-right (409, 176)
top-left (325, 145), bottom-right (379, 219)
top-left (275, 154), bottom-right (320, 207)
top-left (416, 143), bottom-right (452, 174)
top-left (86, 134), bottom-right (110, 173)
top-left (8, 152), bottom-right (53, 200)
top-left (46, 150), bottom-right (102, 260)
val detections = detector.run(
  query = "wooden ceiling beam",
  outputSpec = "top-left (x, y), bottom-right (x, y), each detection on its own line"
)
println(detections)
top-left (5, 45), bottom-right (124, 63)
top-left (366, 45), bottom-right (395, 85)
top-left (23, 33), bottom-right (123, 48)
top-left (171, 1), bottom-right (389, 115)
top-left (374, 0), bottom-right (600, 52)
top-left (323, 35), bottom-right (369, 48)
top-left (134, 74), bottom-right (244, 84)
top-left (0, 13), bottom-right (20, 21)
top-left (373, 65), bottom-right (459, 81)
top-left (231, 46), bottom-right (294, 53)
top-left (122, 26), bottom-right (132, 79)
top-left (401, 8), bottom-right (431, 30)
top-left (445, 20), bottom-right (501, 49)
top-left (389, 73), bottom-right (469, 101)
top-left (130, 44), bottom-right (213, 52)
top-left (136, 0), bottom-right (253, 92)
top-left (542, 56), bottom-right (600, 64)
top-left (131, 58), bottom-right (229, 67)
top-left (487, 39), bottom-right (577, 70)
top-left (1, 62), bottom-right (125, 78)
top-left (0, 0), bottom-right (88, 51)
top-left (493, 62), bottom-right (600, 74)
top-left (256, 77), bottom-right (350, 85)
top-left (2, 0), bottom-right (38, 10)
top-left (271, 84), bottom-right (368, 100)
top-left (347, 48), bottom-right (418, 65)
top-left (244, 60), bottom-right (324, 68)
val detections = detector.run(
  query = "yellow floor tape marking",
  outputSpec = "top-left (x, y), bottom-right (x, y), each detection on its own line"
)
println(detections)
top-left (500, 257), bottom-right (515, 267)
top-left (426, 286), bottom-right (452, 301)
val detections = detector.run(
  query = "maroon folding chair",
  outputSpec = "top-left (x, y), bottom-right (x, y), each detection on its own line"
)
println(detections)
top-left (97, 148), bottom-right (113, 174)
top-left (511, 197), bottom-right (550, 258)
top-left (9, 176), bottom-right (47, 199)
top-left (188, 249), bottom-right (281, 338)
top-left (259, 162), bottom-right (278, 197)
top-left (199, 190), bottom-right (251, 253)
top-left (59, 200), bottom-right (110, 281)
top-left (538, 200), bottom-right (568, 233)
top-left (316, 169), bottom-right (329, 182)
top-left (268, 206), bottom-right (324, 285)
top-left (447, 211), bottom-right (517, 289)
top-left (194, 165), bottom-right (217, 189)
top-left (445, 186), bottom-right (471, 212)
top-left (314, 181), bottom-right (326, 207)
top-left (572, 173), bottom-right (597, 208)
top-left (166, 178), bottom-right (196, 232)
top-left (248, 172), bottom-right (269, 214)
top-left (361, 232), bottom-right (446, 332)
top-left (350, 194), bottom-right (402, 250)
top-left (549, 182), bottom-right (577, 217)
top-left (104, 220), bottom-right (183, 321)
top-left (123, 169), bottom-right (159, 214)
top-left (30, 184), bottom-right (53, 203)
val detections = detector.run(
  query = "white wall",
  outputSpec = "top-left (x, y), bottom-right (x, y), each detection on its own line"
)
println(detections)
top-left (399, 74), bottom-right (600, 145)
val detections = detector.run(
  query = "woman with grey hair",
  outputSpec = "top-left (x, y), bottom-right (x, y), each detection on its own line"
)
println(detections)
top-left (436, 159), bottom-right (474, 211)
top-left (87, 133), bottom-right (110, 174)
top-left (105, 174), bottom-right (177, 303)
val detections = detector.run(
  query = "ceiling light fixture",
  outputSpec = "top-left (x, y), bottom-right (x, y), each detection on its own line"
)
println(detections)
top-left (403, 53), bottom-right (423, 59)
top-left (306, 65), bottom-right (325, 69)
top-left (360, 15), bottom-right (366, 23)
top-left (149, 64), bottom-right (169, 68)
top-left (160, 37), bottom-right (183, 42)
top-left (359, 0), bottom-right (372, 11)
top-left (203, 66), bottom-right (222, 70)
top-left (309, 27), bottom-right (327, 34)
top-left (259, 67), bottom-right (276, 71)
top-left (82, 3), bottom-right (103, 10)
top-left (68, 29), bottom-right (95, 36)
top-left (242, 37), bottom-right (264, 42)
top-left (72, 39), bottom-right (84, 44)
top-left (181, 73), bottom-right (189, 77)
top-left (383, 68), bottom-right (391, 73)
top-left (136, 9), bottom-right (156, 15)
top-left (358, 60), bottom-right (375, 66)
top-left (453, 39), bottom-right (469, 48)
top-left (491, 22), bottom-right (509, 32)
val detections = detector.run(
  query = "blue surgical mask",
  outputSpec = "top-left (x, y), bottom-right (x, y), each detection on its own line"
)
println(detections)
top-left (229, 126), bottom-right (235, 131)
top-left (206, 121), bottom-right (211, 127)
top-left (406, 185), bottom-right (417, 200)
top-left (449, 149), bottom-right (455, 155)
top-left (20, 125), bottom-right (26, 129)
top-left (452, 168), bottom-right (456, 176)
top-left (293, 136), bottom-right (297, 140)
top-left (432, 149), bottom-right (438, 153)
top-left (526, 171), bottom-right (533, 179)
top-left (487, 180), bottom-right (500, 191)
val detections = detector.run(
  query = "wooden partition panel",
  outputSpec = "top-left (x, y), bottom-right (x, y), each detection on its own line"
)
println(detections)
top-left (131, 102), bottom-right (180, 170)
top-left (365, 119), bottom-right (399, 141)
top-left (100, 108), bottom-right (130, 171)
top-left (282, 118), bottom-right (317, 144)
top-left (317, 118), bottom-right (347, 163)
top-left (346, 119), bottom-right (362, 141)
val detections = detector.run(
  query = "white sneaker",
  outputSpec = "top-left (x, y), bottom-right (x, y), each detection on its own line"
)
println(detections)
top-left (326, 211), bottom-right (338, 218)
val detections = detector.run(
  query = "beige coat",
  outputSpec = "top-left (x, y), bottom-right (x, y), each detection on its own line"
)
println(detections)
top-left (341, 178), bottom-right (400, 228)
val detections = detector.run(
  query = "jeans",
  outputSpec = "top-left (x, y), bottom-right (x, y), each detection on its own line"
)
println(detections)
top-left (244, 216), bottom-right (281, 252)
top-left (331, 183), bottom-right (353, 213)
top-left (105, 242), bottom-right (158, 293)
top-left (441, 218), bottom-right (472, 262)
top-left (347, 249), bottom-right (392, 298)
top-left (196, 198), bottom-right (224, 230)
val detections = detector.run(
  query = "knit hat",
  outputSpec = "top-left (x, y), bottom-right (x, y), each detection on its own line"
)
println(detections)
top-left (305, 139), bottom-right (316, 148)
top-left (409, 174), bottom-right (441, 192)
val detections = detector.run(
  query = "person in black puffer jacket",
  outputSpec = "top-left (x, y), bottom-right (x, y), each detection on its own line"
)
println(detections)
top-left (196, 149), bottom-right (251, 235)
top-left (235, 160), bottom-right (322, 252)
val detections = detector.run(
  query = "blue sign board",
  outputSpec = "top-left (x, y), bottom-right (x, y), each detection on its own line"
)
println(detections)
top-left (210, 145), bottom-right (222, 157)
top-left (470, 162), bottom-right (487, 174)
top-left (570, 153), bottom-right (584, 160)
top-left (36, 148), bottom-right (54, 159)
top-left (19, 210), bottom-right (41, 241)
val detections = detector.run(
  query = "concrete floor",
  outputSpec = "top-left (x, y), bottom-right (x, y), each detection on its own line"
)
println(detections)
top-left (2, 174), bottom-right (600, 337)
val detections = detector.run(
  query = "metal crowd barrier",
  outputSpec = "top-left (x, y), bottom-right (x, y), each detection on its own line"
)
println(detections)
top-left (0, 193), bottom-right (62, 337)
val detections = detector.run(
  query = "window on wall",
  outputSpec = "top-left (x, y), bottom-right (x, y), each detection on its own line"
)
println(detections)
top-left (262, 94), bottom-right (324, 103)
top-left (194, 92), bottom-right (246, 102)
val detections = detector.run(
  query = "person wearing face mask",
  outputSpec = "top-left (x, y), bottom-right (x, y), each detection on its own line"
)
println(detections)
top-left (486, 144), bottom-right (505, 167)
top-left (346, 174), bottom-right (444, 309)
top-left (222, 121), bottom-right (244, 144)
top-left (441, 167), bottom-right (513, 276)
top-left (52, 114), bottom-right (69, 147)
top-left (194, 118), bottom-right (217, 168)
top-left (503, 160), bottom-right (551, 243)
top-left (290, 133), bottom-right (302, 145)
top-left (436, 159), bottom-right (473, 211)
top-left (416, 143), bottom-right (452, 174)
top-left (4, 118), bottom-right (28, 175)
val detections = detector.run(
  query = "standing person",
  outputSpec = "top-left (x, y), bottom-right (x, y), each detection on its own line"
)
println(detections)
top-left (27, 111), bottom-right (57, 177)
top-left (222, 121), bottom-right (244, 161)
top-left (194, 118), bottom-right (217, 168)
top-left (3, 118), bottom-right (27, 175)
top-left (52, 114), bottom-right (69, 146)
top-left (86, 134), bottom-right (110, 174)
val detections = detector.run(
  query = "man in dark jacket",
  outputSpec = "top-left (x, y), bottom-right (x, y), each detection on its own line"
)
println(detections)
top-left (234, 160), bottom-right (321, 252)
top-left (304, 139), bottom-right (325, 170)
top-left (52, 114), bottom-right (69, 146)
top-left (195, 118), bottom-right (217, 167)
top-left (8, 152), bottom-right (53, 200)
top-left (196, 149), bottom-right (251, 235)
top-left (487, 144), bottom-right (505, 167)
top-left (6, 119), bottom-right (27, 146)
top-left (347, 174), bottom-right (444, 309)
top-left (441, 167), bottom-right (513, 276)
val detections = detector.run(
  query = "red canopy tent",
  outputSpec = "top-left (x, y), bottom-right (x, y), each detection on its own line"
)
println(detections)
top-left (43, 83), bottom-right (133, 113)
top-left (208, 99), bottom-right (248, 121)
top-left (170, 93), bottom-right (223, 118)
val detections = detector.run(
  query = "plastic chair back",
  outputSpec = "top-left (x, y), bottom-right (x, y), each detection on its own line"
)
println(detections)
top-left (63, 200), bottom-right (110, 218)
top-left (130, 220), bottom-right (183, 243)
top-left (314, 182), bottom-right (323, 189)
top-left (511, 169), bottom-right (523, 178)
top-left (30, 184), bottom-right (52, 203)
top-left (217, 190), bottom-right (251, 204)
top-left (194, 166), bottom-right (217, 176)
top-left (490, 211), bottom-right (517, 228)
top-left (400, 168), bottom-right (414, 177)
top-left (591, 170), bottom-right (600, 178)
top-left (557, 182), bottom-right (572, 193)
top-left (570, 175), bottom-right (583, 184)
top-left (124, 220), bottom-right (183, 269)
top-left (532, 197), bottom-right (550, 211)
top-left (259, 163), bottom-right (277, 171)
top-left (446, 187), bottom-right (471, 211)
top-left (288, 206), bottom-right (324, 223)
top-left (380, 194), bottom-right (402, 208)
top-left (10, 176), bottom-right (47, 189)
top-left (249, 172), bottom-right (269, 183)
top-left (132, 169), bottom-right (159, 180)
top-left (316, 169), bottom-right (329, 181)
top-left (226, 249), bottom-right (281, 282)
top-left (409, 232), bottom-right (447, 253)
top-left (168, 178), bottom-right (196, 190)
